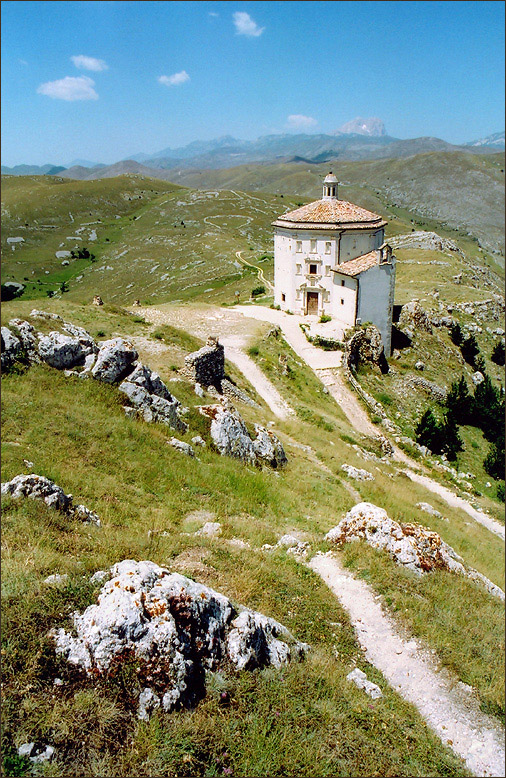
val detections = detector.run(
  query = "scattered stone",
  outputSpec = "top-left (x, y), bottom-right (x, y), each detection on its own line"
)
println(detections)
top-left (168, 438), bottom-right (195, 457)
top-left (276, 534), bottom-right (310, 557)
top-left (471, 371), bottom-right (485, 386)
top-left (325, 502), bottom-right (505, 599)
top-left (93, 295), bottom-right (103, 306)
top-left (44, 574), bottom-right (69, 586)
top-left (195, 522), bottom-right (222, 537)
top-left (191, 435), bottom-right (206, 447)
top-left (52, 560), bottom-right (309, 718)
top-left (91, 338), bottom-right (138, 383)
top-left (1, 474), bottom-right (100, 525)
top-left (416, 502), bottom-right (443, 519)
top-left (415, 360), bottom-right (425, 371)
top-left (194, 382), bottom-right (205, 397)
top-left (90, 570), bottom-right (109, 584)
top-left (341, 464), bottom-right (374, 481)
top-left (119, 376), bottom-right (187, 432)
top-left (346, 667), bottom-right (383, 699)
top-left (17, 743), bottom-right (55, 764)
top-left (30, 310), bottom-right (62, 321)
top-left (132, 299), bottom-right (141, 307)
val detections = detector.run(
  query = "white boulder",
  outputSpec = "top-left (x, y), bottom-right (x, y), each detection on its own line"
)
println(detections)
top-left (1, 474), bottom-right (100, 525)
top-left (346, 668), bottom-right (383, 699)
top-left (341, 464), bottom-right (374, 481)
top-left (91, 338), bottom-right (138, 383)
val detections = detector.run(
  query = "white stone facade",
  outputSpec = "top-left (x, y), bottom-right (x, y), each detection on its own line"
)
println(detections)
top-left (273, 175), bottom-right (396, 355)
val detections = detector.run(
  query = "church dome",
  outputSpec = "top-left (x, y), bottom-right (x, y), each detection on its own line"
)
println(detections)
top-left (272, 198), bottom-right (385, 230)
top-left (323, 172), bottom-right (338, 183)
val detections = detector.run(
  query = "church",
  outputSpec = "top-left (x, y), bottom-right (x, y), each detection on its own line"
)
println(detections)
top-left (272, 173), bottom-right (396, 356)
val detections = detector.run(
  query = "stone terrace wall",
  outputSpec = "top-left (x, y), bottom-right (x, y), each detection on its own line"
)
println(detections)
top-left (181, 337), bottom-right (225, 388)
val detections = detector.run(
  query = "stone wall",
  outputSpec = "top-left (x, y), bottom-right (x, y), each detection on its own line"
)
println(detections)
top-left (182, 337), bottom-right (225, 388)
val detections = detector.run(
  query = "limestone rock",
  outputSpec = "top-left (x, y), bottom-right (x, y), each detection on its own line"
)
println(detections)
top-left (252, 425), bottom-right (287, 469)
top-left (389, 231), bottom-right (460, 254)
top-left (416, 502), bottom-right (443, 519)
top-left (168, 438), bottom-right (195, 457)
top-left (398, 300), bottom-right (432, 334)
top-left (345, 325), bottom-right (385, 371)
top-left (93, 295), bottom-right (104, 306)
top-left (44, 574), bottom-right (69, 585)
top-left (326, 502), bottom-right (505, 599)
top-left (276, 534), bottom-right (310, 557)
top-left (346, 668), bottom-right (383, 699)
top-left (18, 743), bottom-right (55, 764)
top-left (415, 360), bottom-right (425, 370)
top-left (195, 521), bottom-right (222, 537)
top-left (91, 338), bottom-right (138, 383)
top-left (123, 363), bottom-right (173, 401)
top-left (191, 435), bottom-right (206, 447)
top-left (38, 330), bottom-right (93, 369)
top-left (119, 380), bottom-right (187, 432)
top-left (30, 310), bottom-right (62, 321)
top-left (52, 560), bottom-right (308, 718)
top-left (1, 474), bottom-right (100, 525)
top-left (471, 371), bottom-right (485, 386)
top-left (8, 319), bottom-right (40, 362)
top-left (1, 327), bottom-right (21, 370)
top-left (341, 464), bottom-right (374, 481)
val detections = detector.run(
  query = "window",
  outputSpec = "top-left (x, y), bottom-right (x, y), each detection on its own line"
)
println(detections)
top-left (296, 264), bottom-right (302, 275)
top-left (341, 280), bottom-right (345, 287)
top-left (341, 299), bottom-right (345, 305)
top-left (325, 266), bottom-right (331, 276)
top-left (309, 263), bottom-right (317, 275)
top-left (281, 293), bottom-right (286, 302)
top-left (296, 241), bottom-right (302, 253)
top-left (310, 239), bottom-right (317, 253)
top-left (325, 242), bottom-right (331, 254)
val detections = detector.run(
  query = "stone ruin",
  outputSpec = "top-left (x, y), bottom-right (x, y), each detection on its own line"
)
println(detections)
top-left (182, 336), bottom-right (225, 389)
top-left (92, 295), bottom-right (104, 306)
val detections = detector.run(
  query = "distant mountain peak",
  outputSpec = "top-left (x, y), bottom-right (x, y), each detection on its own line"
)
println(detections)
top-left (337, 117), bottom-right (386, 137)
top-left (465, 131), bottom-right (505, 148)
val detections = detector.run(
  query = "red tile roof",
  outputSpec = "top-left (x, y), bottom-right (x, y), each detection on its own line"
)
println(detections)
top-left (272, 198), bottom-right (384, 228)
top-left (331, 251), bottom-right (379, 277)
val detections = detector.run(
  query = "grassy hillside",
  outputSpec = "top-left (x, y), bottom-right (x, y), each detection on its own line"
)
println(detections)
top-left (2, 298), bottom-right (504, 775)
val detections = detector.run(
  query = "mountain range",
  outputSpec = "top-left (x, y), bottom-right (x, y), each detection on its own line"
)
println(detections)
top-left (2, 125), bottom-right (504, 178)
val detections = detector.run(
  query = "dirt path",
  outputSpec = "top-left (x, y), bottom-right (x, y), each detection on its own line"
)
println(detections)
top-left (234, 306), bottom-right (504, 539)
top-left (309, 553), bottom-right (505, 778)
top-left (235, 250), bottom-right (274, 292)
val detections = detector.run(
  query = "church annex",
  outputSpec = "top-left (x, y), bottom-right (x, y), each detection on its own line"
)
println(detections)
top-left (272, 173), bottom-right (396, 355)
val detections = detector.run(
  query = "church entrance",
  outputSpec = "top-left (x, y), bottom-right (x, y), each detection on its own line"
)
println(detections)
top-left (306, 291), bottom-right (319, 315)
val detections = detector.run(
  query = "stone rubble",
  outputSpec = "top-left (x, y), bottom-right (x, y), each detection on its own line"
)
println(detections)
top-left (325, 502), bottom-right (504, 600)
top-left (119, 364), bottom-right (187, 432)
top-left (52, 560), bottom-right (309, 719)
top-left (1, 326), bottom-right (22, 370)
top-left (1, 474), bottom-right (100, 525)
top-left (341, 464), bottom-right (374, 481)
top-left (398, 300), bottom-right (433, 334)
top-left (416, 502), bottom-right (443, 519)
top-left (168, 438), bottom-right (195, 457)
top-left (346, 667), bottom-right (383, 699)
top-left (18, 743), bottom-right (55, 764)
top-left (276, 534), bottom-right (310, 557)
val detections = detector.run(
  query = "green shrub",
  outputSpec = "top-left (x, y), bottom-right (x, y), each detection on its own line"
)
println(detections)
top-left (247, 346), bottom-right (260, 357)
top-left (251, 286), bottom-right (266, 298)
top-left (319, 314), bottom-right (332, 323)
top-left (491, 341), bottom-right (505, 366)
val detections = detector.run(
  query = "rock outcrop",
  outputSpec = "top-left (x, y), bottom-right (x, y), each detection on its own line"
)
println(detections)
top-left (52, 560), bottom-right (309, 719)
top-left (182, 337), bottom-right (225, 389)
top-left (200, 403), bottom-right (287, 469)
top-left (1, 327), bottom-right (22, 370)
top-left (1, 474), bottom-right (100, 525)
top-left (38, 326), bottom-right (97, 370)
top-left (398, 300), bottom-right (433, 335)
top-left (341, 464), bottom-right (374, 481)
top-left (345, 325), bottom-right (386, 372)
top-left (389, 231), bottom-right (461, 254)
top-left (8, 319), bottom-right (40, 362)
top-left (325, 502), bottom-right (504, 599)
top-left (91, 338), bottom-right (138, 383)
top-left (119, 364), bottom-right (187, 432)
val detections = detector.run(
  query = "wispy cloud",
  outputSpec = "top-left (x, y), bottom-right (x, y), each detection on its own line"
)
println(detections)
top-left (37, 76), bottom-right (98, 101)
top-left (71, 55), bottom-right (108, 72)
top-left (158, 70), bottom-right (190, 86)
top-left (233, 11), bottom-right (264, 37)
top-left (209, 11), bottom-right (219, 17)
top-left (287, 114), bottom-right (318, 129)
top-left (18, 58), bottom-right (28, 66)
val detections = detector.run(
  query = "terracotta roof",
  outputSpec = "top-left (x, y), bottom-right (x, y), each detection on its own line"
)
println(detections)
top-left (331, 251), bottom-right (379, 277)
top-left (273, 198), bottom-right (383, 226)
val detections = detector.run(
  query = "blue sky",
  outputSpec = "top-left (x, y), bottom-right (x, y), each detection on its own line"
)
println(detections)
top-left (1, 0), bottom-right (504, 166)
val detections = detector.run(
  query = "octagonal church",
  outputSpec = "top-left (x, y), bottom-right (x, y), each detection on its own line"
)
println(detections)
top-left (272, 173), bottom-right (396, 355)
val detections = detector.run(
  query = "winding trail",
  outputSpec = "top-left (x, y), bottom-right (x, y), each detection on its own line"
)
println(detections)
top-left (309, 553), bottom-right (505, 778)
top-left (234, 305), bottom-right (505, 539)
top-left (235, 250), bottom-right (274, 292)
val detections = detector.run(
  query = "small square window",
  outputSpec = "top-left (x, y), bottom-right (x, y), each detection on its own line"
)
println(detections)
top-left (281, 293), bottom-right (286, 302)
top-left (341, 280), bottom-right (345, 287)
top-left (325, 266), bottom-right (331, 276)
top-left (341, 299), bottom-right (344, 305)
top-left (309, 263), bottom-right (317, 275)
top-left (310, 240), bottom-right (317, 253)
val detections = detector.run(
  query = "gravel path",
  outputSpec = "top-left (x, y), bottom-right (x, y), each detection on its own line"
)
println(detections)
top-left (310, 552), bottom-right (505, 778)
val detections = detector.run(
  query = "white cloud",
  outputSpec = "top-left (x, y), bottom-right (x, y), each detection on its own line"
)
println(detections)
top-left (209, 11), bottom-right (219, 17)
top-left (18, 58), bottom-right (28, 66)
top-left (71, 55), bottom-right (108, 72)
top-left (158, 70), bottom-right (190, 86)
top-left (37, 76), bottom-right (98, 101)
top-left (233, 11), bottom-right (264, 37)
top-left (287, 114), bottom-right (318, 129)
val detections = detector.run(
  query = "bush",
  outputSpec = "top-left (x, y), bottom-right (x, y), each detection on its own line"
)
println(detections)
top-left (491, 341), bottom-right (505, 366)
top-left (497, 482), bottom-right (505, 502)
top-left (483, 441), bottom-right (505, 481)
top-left (445, 376), bottom-right (473, 425)
top-left (247, 346), bottom-right (260, 357)
top-left (415, 407), bottom-right (463, 460)
top-left (473, 375), bottom-right (505, 440)
top-left (450, 321), bottom-right (464, 346)
top-left (251, 286), bottom-right (266, 298)
top-left (319, 314), bottom-right (332, 323)
top-left (461, 335), bottom-right (480, 368)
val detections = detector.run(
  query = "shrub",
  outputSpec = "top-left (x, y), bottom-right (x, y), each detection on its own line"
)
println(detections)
top-left (484, 442), bottom-right (504, 481)
top-left (415, 408), bottom-right (463, 459)
top-left (319, 314), bottom-right (332, 323)
top-left (248, 346), bottom-right (260, 357)
top-left (251, 286), bottom-right (266, 298)
top-left (491, 341), bottom-right (505, 366)
top-left (473, 375), bottom-right (505, 440)
top-left (497, 482), bottom-right (505, 502)
top-left (450, 321), bottom-right (464, 346)
top-left (96, 330), bottom-right (106, 338)
top-left (461, 335), bottom-right (480, 368)
top-left (445, 376), bottom-right (473, 425)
